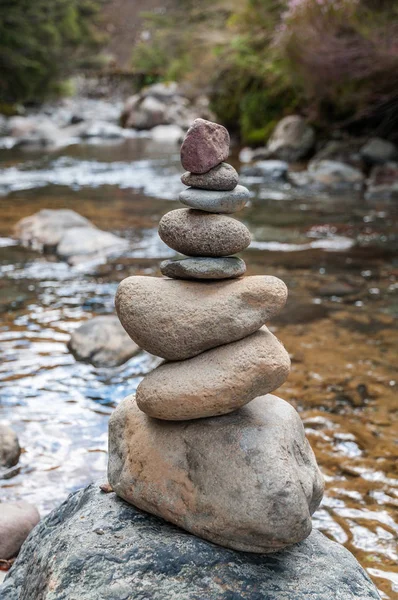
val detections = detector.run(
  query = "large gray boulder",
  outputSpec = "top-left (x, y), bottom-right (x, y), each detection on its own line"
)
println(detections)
top-left (267, 116), bottom-right (315, 162)
top-left (109, 394), bottom-right (324, 553)
top-left (68, 315), bottom-right (140, 368)
top-left (0, 483), bottom-right (381, 599)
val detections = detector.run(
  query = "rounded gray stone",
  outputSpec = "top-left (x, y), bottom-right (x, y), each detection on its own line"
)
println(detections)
top-left (0, 483), bottom-right (381, 600)
top-left (0, 424), bottom-right (20, 468)
top-left (181, 162), bottom-right (239, 191)
top-left (179, 185), bottom-right (250, 214)
top-left (158, 209), bottom-right (251, 257)
top-left (160, 257), bottom-right (246, 280)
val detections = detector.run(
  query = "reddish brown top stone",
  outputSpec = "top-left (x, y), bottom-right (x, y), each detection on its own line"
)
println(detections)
top-left (180, 118), bottom-right (230, 174)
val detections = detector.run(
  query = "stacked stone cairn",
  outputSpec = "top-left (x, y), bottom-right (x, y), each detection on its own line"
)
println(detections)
top-left (109, 118), bottom-right (324, 554)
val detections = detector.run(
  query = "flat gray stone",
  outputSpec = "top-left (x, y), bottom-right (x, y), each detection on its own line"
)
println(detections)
top-left (158, 209), bottom-right (251, 257)
top-left (181, 162), bottom-right (238, 190)
top-left (160, 256), bottom-right (246, 280)
top-left (179, 184), bottom-right (250, 214)
top-left (0, 483), bottom-right (381, 600)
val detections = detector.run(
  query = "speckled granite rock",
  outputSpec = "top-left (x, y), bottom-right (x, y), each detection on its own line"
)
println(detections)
top-left (136, 327), bottom-right (290, 420)
top-left (0, 483), bottom-right (381, 600)
top-left (181, 162), bottom-right (238, 190)
top-left (160, 256), bottom-right (246, 280)
top-left (179, 185), bottom-right (250, 214)
top-left (158, 209), bottom-right (251, 257)
top-left (180, 118), bottom-right (229, 173)
top-left (116, 275), bottom-right (287, 360)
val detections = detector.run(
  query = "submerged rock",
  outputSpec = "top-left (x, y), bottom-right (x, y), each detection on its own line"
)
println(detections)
top-left (0, 502), bottom-right (40, 560)
top-left (0, 424), bottom-right (20, 468)
top-left (158, 208), bottom-right (251, 257)
top-left (68, 315), bottom-right (140, 368)
top-left (267, 116), bottom-right (315, 162)
top-left (0, 483), bottom-right (381, 600)
top-left (136, 327), bottom-right (290, 420)
top-left (116, 275), bottom-right (287, 361)
top-left (109, 394), bottom-right (324, 552)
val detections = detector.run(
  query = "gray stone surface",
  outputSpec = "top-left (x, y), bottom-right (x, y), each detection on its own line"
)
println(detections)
top-left (56, 227), bottom-right (129, 265)
top-left (160, 256), bottom-right (246, 280)
top-left (365, 162), bottom-right (398, 200)
top-left (68, 315), bottom-right (140, 368)
top-left (181, 162), bottom-right (238, 191)
top-left (0, 482), bottom-right (381, 600)
top-left (116, 275), bottom-right (287, 360)
top-left (158, 209), bottom-right (251, 257)
top-left (180, 118), bottom-right (230, 173)
top-left (13, 209), bottom-right (94, 251)
top-left (109, 394), bottom-right (324, 552)
top-left (267, 115), bottom-right (315, 162)
top-left (0, 424), bottom-right (20, 468)
top-left (360, 137), bottom-right (398, 164)
top-left (307, 159), bottom-right (364, 189)
top-left (241, 160), bottom-right (288, 180)
top-left (179, 184), bottom-right (250, 214)
top-left (0, 502), bottom-right (40, 560)
top-left (137, 326), bottom-right (290, 420)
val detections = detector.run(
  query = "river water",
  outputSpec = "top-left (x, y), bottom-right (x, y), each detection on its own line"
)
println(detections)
top-left (0, 137), bottom-right (397, 598)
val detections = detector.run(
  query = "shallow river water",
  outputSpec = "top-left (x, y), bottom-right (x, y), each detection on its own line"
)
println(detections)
top-left (0, 137), bottom-right (397, 598)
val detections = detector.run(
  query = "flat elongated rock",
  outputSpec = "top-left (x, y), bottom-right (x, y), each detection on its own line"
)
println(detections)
top-left (158, 209), bottom-right (251, 257)
top-left (181, 162), bottom-right (238, 190)
top-left (179, 185), bottom-right (250, 214)
top-left (181, 118), bottom-right (229, 173)
top-left (109, 394), bottom-right (324, 552)
top-left (116, 275), bottom-right (287, 360)
top-left (0, 484), bottom-right (381, 600)
top-left (160, 256), bottom-right (246, 280)
top-left (137, 327), bottom-right (290, 420)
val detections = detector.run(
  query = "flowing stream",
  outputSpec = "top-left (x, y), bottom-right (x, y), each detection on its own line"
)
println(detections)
top-left (0, 137), bottom-right (397, 598)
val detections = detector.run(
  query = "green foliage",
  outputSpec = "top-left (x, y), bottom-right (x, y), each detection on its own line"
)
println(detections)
top-left (0, 0), bottom-right (107, 104)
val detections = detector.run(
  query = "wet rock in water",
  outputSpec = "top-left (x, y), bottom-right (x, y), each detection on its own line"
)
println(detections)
top-left (136, 327), bottom-right (290, 420)
top-left (304, 159), bottom-right (365, 190)
top-left (0, 483), bottom-right (381, 600)
top-left (267, 115), bottom-right (315, 162)
top-left (0, 424), bottom-right (20, 468)
top-left (365, 162), bottom-right (398, 200)
top-left (68, 315), bottom-right (140, 368)
top-left (0, 502), bottom-right (40, 560)
top-left (179, 184), bottom-right (249, 214)
top-left (158, 208), bottom-right (251, 257)
top-left (150, 124), bottom-right (185, 143)
top-left (14, 209), bottom-right (94, 251)
top-left (125, 95), bottom-right (168, 130)
top-left (311, 139), bottom-right (364, 170)
top-left (360, 137), bottom-right (398, 165)
top-left (79, 122), bottom-right (126, 140)
top-left (116, 275), bottom-right (287, 361)
top-left (181, 162), bottom-right (239, 191)
top-left (180, 118), bottom-right (230, 173)
top-left (319, 282), bottom-right (360, 297)
top-left (56, 227), bottom-right (129, 265)
top-left (160, 256), bottom-right (246, 280)
top-left (241, 159), bottom-right (288, 180)
top-left (109, 394), bottom-right (323, 552)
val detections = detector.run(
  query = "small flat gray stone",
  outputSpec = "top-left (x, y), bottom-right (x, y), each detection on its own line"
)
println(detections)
top-left (179, 185), bottom-right (250, 214)
top-left (160, 257), bottom-right (246, 280)
top-left (181, 162), bottom-right (238, 191)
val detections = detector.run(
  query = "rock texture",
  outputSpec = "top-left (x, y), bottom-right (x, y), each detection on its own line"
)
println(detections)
top-left (179, 184), bottom-right (250, 213)
top-left (0, 502), bottom-right (40, 560)
top-left (180, 118), bottom-right (230, 173)
top-left (116, 275), bottom-right (288, 360)
top-left (56, 227), bottom-right (128, 265)
top-left (267, 115), bottom-right (315, 162)
top-left (109, 394), bottom-right (324, 552)
top-left (0, 424), bottom-right (21, 468)
top-left (136, 327), bottom-right (290, 420)
top-left (158, 209), bottom-right (251, 257)
top-left (181, 162), bottom-right (239, 190)
top-left (160, 256), bottom-right (246, 280)
top-left (0, 483), bottom-right (381, 600)
top-left (68, 315), bottom-right (140, 368)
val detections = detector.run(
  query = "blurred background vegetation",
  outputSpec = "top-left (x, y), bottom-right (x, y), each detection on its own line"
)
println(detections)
top-left (1, 0), bottom-right (397, 142)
